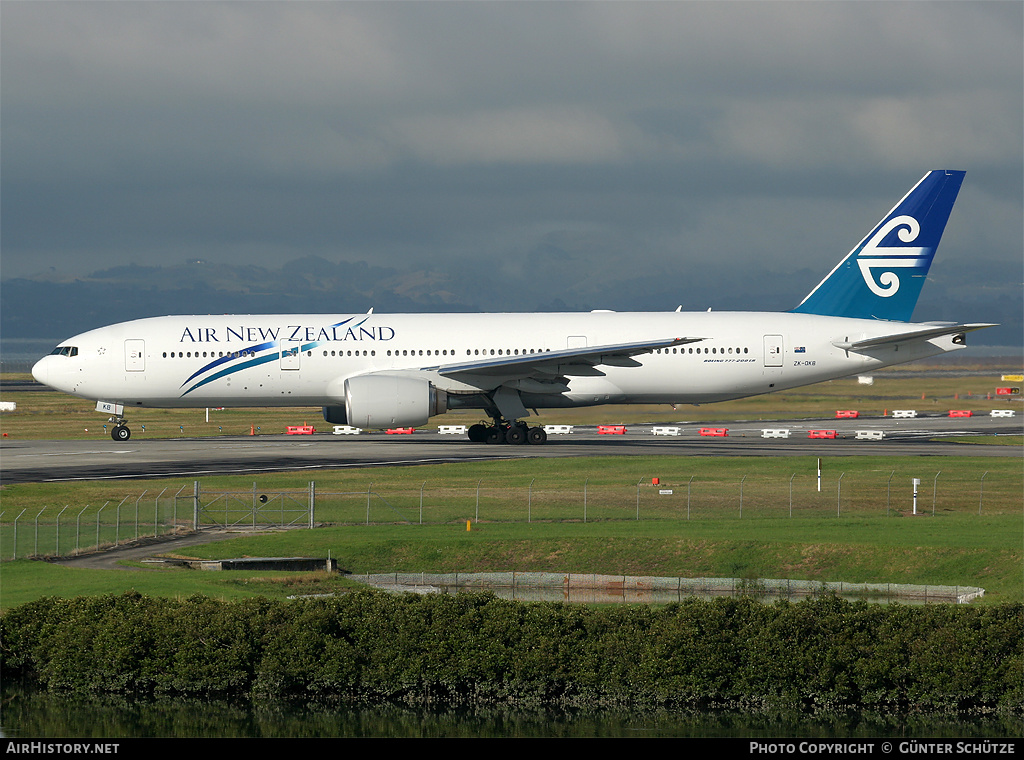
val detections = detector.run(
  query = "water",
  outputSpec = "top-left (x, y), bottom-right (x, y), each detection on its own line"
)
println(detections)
top-left (2, 688), bottom-right (1021, 738)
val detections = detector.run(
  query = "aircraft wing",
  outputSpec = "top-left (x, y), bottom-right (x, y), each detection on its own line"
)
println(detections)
top-left (832, 323), bottom-right (996, 352)
top-left (420, 336), bottom-right (705, 390)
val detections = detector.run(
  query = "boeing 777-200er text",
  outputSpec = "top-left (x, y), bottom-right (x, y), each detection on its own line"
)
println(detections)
top-left (33, 170), bottom-right (993, 445)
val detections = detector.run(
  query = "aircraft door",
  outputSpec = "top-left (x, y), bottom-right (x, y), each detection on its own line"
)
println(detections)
top-left (125, 340), bottom-right (145, 372)
top-left (280, 345), bottom-right (301, 370)
top-left (763, 335), bottom-right (784, 367)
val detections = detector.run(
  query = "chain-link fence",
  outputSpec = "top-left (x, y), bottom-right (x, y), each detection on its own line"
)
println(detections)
top-left (0, 486), bottom-right (192, 560)
top-left (313, 468), bottom-right (1020, 524)
top-left (358, 572), bottom-right (985, 604)
top-left (2, 468), bottom-right (1019, 560)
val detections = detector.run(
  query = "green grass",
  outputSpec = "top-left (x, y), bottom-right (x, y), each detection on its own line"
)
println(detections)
top-left (2, 370), bottom-right (1021, 440)
top-left (0, 560), bottom-right (367, 609)
top-left (1, 513), bottom-right (1020, 609)
top-left (3, 362), bottom-right (1021, 613)
top-left (2, 455), bottom-right (1021, 610)
top-left (940, 435), bottom-right (1023, 446)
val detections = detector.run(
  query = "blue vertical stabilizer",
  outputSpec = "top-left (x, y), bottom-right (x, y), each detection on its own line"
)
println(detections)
top-left (791, 170), bottom-right (965, 322)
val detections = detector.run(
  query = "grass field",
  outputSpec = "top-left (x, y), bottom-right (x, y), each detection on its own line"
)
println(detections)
top-left (1, 455), bottom-right (1020, 609)
top-left (2, 367), bottom-right (1020, 613)
top-left (1, 369), bottom-right (1021, 440)
top-left (1, 511), bottom-right (1020, 609)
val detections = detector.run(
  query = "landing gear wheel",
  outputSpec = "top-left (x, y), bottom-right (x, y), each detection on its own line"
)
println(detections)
top-left (468, 424), bottom-right (488, 443)
top-left (505, 425), bottom-right (527, 445)
top-left (485, 426), bottom-right (506, 445)
top-left (112, 425), bottom-right (131, 441)
top-left (527, 426), bottom-right (547, 445)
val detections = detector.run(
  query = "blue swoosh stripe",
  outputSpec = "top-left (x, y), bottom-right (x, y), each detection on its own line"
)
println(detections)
top-left (178, 317), bottom-right (362, 392)
top-left (182, 352), bottom-right (279, 396)
top-left (180, 339), bottom-right (280, 387)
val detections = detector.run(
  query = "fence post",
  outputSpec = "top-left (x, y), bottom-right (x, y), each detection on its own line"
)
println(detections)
top-left (636, 479), bottom-right (643, 521)
top-left (173, 484), bottom-right (188, 530)
top-left (837, 472), bottom-right (845, 516)
top-left (309, 481), bottom-right (315, 528)
top-left (687, 476), bottom-right (694, 519)
top-left (154, 488), bottom-right (167, 537)
top-left (96, 504), bottom-right (107, 551)
top-left (528, 478), bottom-right (534, 523)
top-left (979, 471), bottom-right (988, 515)
top-left (886, 471), bottom-right (895, 516)
top-left (55, 505), bottom-right (69, 556)
top-left (583, 478), bottom-right (588, 523)
top-left (12, 509), bottom-right (26, 560)
top-left (75, 506), bottom-right (89, 554)
top-left (193, 481), bottom-right (201, 530)
top-left (932, 471), bottom-right (941, 515)
top-left (366, 482), bottom-right (372, 525)
top-left (476, 479), bottom-right (481, 523)
top-left (789, 474), bottom-right (795, 518)
top-left (135, 490), bottom-right (148, 538)
top-left (35, 507), bottom-right (47, 557)
top-left (740, 475), bottom-right (746, 517)
top-left (420, 481), bottom-right (425, 525)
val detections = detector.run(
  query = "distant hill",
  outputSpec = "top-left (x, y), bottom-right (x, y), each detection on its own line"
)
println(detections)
top-left (2, 255), bottom-right (1019, 346)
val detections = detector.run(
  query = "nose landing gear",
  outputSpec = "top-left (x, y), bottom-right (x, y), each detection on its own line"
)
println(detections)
top-left (108, 416), bottom-right (131, 441)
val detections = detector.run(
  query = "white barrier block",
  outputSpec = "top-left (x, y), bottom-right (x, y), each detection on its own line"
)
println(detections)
top-left (761, 429), bottom-right (791, 438)
top-left (651, 426), bottom-right (681, 436)
top-left (332, 425), bottom-right (363, 435)
top-left (543, 425), bottom-right (574, 435)
top-left (892, 410), bottom-right (918, 418)
top-left (855, 430), bottom-right (885, 440)
top-left (0, 401), bottom-right (16, 412)
top-left (437, 425), bottom-right (467, 435)
top-left (990, 409), bottom-right (1015, 417)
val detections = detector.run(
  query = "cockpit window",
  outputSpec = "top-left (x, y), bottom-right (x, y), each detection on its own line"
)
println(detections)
top-left (50, 346), bottom-right (78, 357)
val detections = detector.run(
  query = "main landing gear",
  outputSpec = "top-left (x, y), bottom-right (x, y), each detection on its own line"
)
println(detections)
top-left (467, 420), bottom-right (548, 445)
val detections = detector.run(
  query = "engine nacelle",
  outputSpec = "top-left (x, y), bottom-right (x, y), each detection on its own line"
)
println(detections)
top-left (322, 405), bottom-right (348, 425)
top-left (342, 374), bottom-right (448, 429)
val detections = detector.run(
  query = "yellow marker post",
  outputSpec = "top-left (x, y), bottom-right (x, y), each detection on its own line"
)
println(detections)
top-left (466, 520), bottom-right (471, 532)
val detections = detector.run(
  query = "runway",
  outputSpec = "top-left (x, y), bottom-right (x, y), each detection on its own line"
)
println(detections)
top-left (1, 414), bottom-right (1019, 483)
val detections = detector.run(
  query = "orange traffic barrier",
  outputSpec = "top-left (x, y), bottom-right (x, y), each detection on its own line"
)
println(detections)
top-left (386, 427), bottom-right (416, 434)
top-left (835, 410), bottom-right (859, 418)
top-left (808, 429), bottom-right (837, 439)
top-left (699, 427), bottom-right (729, 437)
top-left (286, 425), bottom-right (316, 435)
top-left (597, 425), bottom-right (627, 435)
top-left (948, 410), bottom-right (972, 418)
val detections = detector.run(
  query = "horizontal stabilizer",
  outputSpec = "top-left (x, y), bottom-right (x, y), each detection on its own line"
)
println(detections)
top-left (832, 323), bottom-right (996, 352)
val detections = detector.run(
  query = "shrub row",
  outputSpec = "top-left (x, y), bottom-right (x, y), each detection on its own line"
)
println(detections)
top-left (2, 592), bottom-right (1021, 710)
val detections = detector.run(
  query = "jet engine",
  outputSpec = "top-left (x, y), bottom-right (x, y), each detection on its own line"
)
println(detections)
top-left (328, 374), bottom-right (447, 429)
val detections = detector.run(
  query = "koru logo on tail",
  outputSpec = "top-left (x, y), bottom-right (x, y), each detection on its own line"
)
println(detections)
top-left (856, 215), bottom-right (928, 297)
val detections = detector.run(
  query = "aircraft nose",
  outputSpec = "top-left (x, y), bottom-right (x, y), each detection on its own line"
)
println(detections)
top-left (31, 356), bottom-right (49, 386)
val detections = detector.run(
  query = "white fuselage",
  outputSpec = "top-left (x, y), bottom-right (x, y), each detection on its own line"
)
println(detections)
top-left (31, 310), bottom-right (959, 412)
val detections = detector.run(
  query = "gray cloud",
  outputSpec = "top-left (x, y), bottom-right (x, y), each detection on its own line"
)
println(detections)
top-left (2, 1), bottom-right (1020, 337)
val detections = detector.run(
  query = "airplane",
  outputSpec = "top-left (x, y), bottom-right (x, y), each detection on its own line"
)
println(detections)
top-left (31, 170), bottom-right (993, 445)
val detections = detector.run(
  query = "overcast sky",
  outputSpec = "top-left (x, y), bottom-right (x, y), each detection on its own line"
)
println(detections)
top-left (2, 2), bottom-right (1021, 304)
